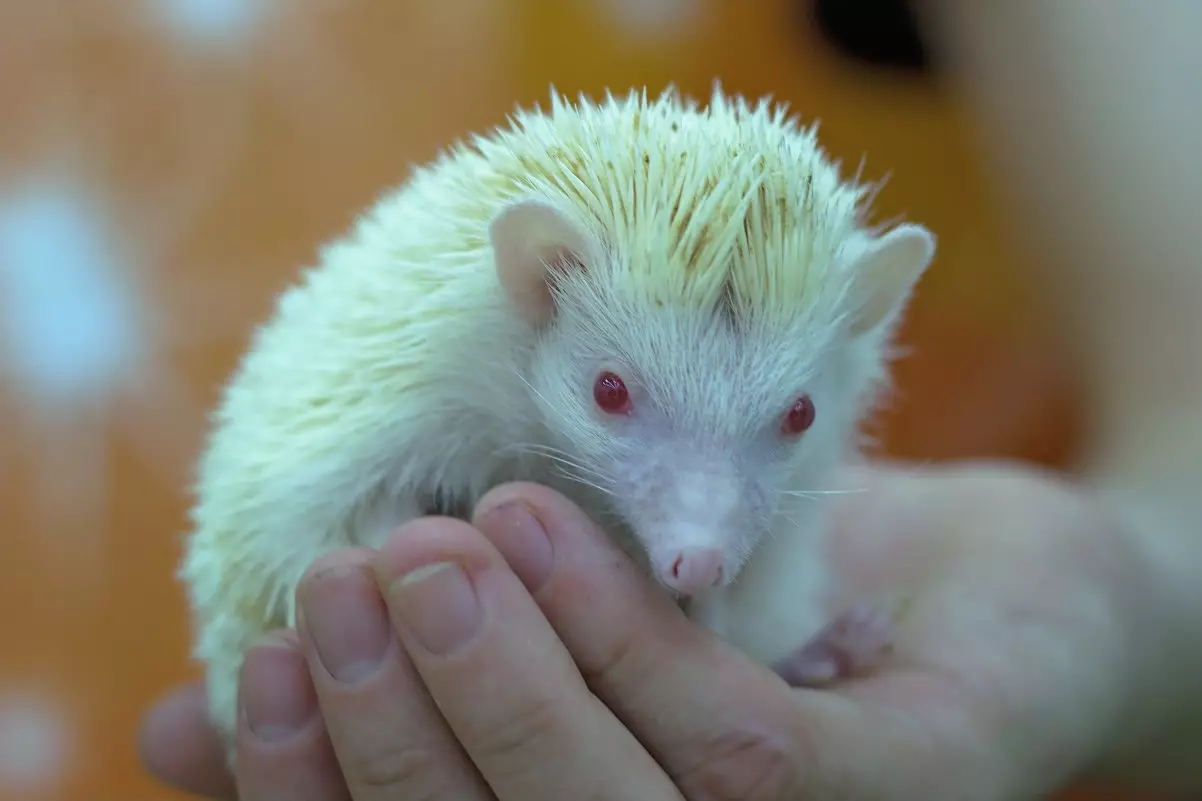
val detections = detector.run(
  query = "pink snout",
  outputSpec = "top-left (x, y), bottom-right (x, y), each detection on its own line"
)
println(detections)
top-left (660, 547), bottom-right (725, 594)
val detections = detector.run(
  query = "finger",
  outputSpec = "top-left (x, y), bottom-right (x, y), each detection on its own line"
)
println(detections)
top-left (234, 631), bottom-right (351, 801)
top-left (138, 683), bottom-right (238, 800)
top-left (294, 548), bottom-right (496, 801)
top-left (472, 483), bottom-right (925, 800)
top-left (372, 516), bottom-right (683, 801)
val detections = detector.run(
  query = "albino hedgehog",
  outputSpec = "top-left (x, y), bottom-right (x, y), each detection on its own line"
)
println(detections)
top-left (181, 83), bottom-right (936, 755)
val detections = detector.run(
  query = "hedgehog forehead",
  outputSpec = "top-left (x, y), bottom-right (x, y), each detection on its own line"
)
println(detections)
top-left (558, 276), bottom-right (824, 433)
top-left (637, 318), bottom-right (816, 425)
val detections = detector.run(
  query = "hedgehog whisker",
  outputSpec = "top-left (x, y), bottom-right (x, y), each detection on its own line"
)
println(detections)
top-left (775, 512), bottom-right (803, 533)
top-left (542, 453), bottom-right (616, 486)
top-left (552, 465), bottom-right (617, 499)
top-left (512, 370), bottom-right (557, 411)
top-left (502, 441), bottom-right (617, 486)
top-left (778, 487), bottom-right (867, 498)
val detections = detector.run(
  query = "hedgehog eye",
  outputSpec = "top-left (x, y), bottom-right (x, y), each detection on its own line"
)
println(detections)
top-left (593, 371), bottom-right (631, 414)
top-left (780, 394), bottom-right (815, 437)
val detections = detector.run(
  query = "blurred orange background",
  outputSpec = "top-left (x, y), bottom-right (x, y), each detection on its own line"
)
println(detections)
top-left (0, 0), bottom-right (1166, 799)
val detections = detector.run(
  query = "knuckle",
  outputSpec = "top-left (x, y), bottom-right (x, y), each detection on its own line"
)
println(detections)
top-left (580, 622), bottom-right (654, 697)
top-left (345, 741), bottom-right (444, 797)
top-left (469, 687), bottom-right (566, 768)
top-left (672, 721), bottom-right (803, 801)
top-left (584, 625), bottom-right (639, 684)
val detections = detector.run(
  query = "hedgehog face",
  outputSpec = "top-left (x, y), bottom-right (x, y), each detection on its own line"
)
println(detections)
top-left (490, 187), bottom-right (933, 597)
top-left (523, 278), bottom-right (876, 597)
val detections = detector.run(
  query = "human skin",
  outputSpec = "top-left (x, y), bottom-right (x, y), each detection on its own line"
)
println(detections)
top-left (139, 460), bottom-right (1193, 800)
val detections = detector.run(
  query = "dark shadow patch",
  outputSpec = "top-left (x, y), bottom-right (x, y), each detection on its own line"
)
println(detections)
top-left (805, 0), bottom-right (932, 74)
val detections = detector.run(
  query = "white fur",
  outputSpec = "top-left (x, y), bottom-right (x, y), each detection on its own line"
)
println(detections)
top-left (178, 83), bottom-right (936, 760)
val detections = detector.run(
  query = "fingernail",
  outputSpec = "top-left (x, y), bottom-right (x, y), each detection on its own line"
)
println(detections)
top-left (299, 564), bottom-right (392, 683)
top-left (241, 636), bottom-right (317, 742)
top-left (482, 502), bottom-right (553, 592)
top-left (388, 562), bottom-right (480, 656)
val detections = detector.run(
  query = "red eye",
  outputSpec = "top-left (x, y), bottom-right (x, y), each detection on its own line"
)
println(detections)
top-left (781, 394), bottom-right (815, 437)
top-left (593, 371), bottom-right (631, 414)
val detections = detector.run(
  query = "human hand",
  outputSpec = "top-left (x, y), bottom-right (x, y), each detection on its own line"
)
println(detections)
top-left (140, 460), bottom-right (1150, 800)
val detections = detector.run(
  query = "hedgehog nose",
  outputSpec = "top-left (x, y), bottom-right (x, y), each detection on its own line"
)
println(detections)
top-left (662, 547), bottom-right (725, 595)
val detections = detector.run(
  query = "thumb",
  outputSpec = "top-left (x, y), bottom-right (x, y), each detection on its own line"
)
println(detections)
top-left (471, 481), bottom-right (969, 800)
top-left (139, 682), bottom-right (238, 800)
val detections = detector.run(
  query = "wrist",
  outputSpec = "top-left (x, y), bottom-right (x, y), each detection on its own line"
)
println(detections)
top-left (1077, 455), bottom-right (1202, 793)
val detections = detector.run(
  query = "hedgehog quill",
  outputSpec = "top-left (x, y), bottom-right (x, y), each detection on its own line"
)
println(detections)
top-left (180, 84), bottom-right (937, 761)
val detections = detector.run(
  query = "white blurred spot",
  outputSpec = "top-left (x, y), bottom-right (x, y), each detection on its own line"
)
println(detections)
top-left (134, 0), bottom-right (376, 169)
top-left (152, 0), bottom-right (268, 50)
top-left (0, 689), bottom-right (71, 794)
top-left (590, 0), bottom-right (701, 36)
top-left (0, 174), bottom-right (214, 563)
top-left (0, 181), bottom-right (146, 408)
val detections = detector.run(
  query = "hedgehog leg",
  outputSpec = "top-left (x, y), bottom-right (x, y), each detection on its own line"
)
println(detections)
top-left (772, 600), bottom-right (897, 688)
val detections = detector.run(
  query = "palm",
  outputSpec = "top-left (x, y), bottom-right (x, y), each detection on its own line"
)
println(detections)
top-left (806, 461), bottom-right (1131, 796)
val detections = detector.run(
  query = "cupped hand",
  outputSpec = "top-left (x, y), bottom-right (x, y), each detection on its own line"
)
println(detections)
top-left (139, 460), bottom-right (1145, 800)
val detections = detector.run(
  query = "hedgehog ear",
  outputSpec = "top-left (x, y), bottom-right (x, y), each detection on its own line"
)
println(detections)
top-left (842, 223), bottom-right (936, 337)
top-left (490, 199), bottom-right (592, 326)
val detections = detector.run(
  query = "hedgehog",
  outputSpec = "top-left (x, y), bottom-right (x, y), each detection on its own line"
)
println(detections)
top-left (180, 83), bottom-right (937, 757)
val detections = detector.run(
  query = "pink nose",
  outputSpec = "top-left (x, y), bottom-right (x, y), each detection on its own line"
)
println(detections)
top-left (662, 548), bottom-right (725, 594)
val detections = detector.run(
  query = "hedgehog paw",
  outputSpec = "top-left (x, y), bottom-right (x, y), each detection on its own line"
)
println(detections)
top-left (773, 601), bottom-right (896, 688)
